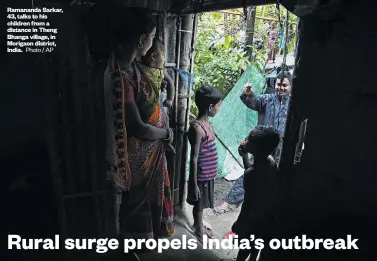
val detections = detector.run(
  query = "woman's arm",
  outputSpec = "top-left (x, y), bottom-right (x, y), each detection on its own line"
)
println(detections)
top-left (124, 101), bottom-right (170, 141)
top-left (118, 73), bottom-right (171, 141)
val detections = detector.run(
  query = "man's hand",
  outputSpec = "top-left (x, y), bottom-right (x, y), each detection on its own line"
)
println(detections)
top-left (163, 98), bottom-right (173, 108)
top-left (243, 82), bottom-right (254, 95)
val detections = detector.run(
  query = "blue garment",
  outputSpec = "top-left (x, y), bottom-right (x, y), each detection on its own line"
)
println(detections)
top-left (224, 174), bottom-right (244, 206)
top-left (240, 92), bottom-right (290, 136)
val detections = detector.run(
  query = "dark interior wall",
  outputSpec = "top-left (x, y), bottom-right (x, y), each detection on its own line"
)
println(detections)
top-left (0, 54), bottom-right (44, 154)
top-left (43, 4), bottom-right (113, 238)
top-left (1, 1), bottom-right (45, 162)
top-left (1, 50), bottom-right (56, 238)
top-left (3, 1), bottom-right (108, 241)
top-left (291, 0), bottom-right (377, 218)
top-left (273, 2), bottom-right (377, 260)
top-left (2, 1), bottom-right (57, 252)
top-left (2, 0), bottom-right (181, 243)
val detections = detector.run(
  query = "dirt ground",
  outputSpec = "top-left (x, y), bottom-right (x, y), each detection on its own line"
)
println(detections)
top-left (184, 178), bottom-right (242, 260)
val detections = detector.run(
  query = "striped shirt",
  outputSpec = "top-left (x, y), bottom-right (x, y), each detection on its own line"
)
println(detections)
top-left (195, 120), bottom-right (218, 181)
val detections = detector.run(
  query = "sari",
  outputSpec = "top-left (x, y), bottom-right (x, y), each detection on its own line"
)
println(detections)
top-left (104, 52), bottom-right (174, 240)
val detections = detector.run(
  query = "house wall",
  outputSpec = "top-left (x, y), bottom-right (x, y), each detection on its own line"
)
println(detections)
top-left (2, 3), bottom-right (181, 241)
top-left (2, 2), bottom-right (58, 258)
top-left (268, 2), bottom-right (377, 260)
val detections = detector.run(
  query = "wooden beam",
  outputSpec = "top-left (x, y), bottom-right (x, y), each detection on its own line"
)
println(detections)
top-left (94, 0), bottom-right (174, 12)
top-left (256, 16), bottom-right (298, 24)
top-left (220, 9), bottom-right (244, 16)
top-left (180, 0), bottom-right (275, 14)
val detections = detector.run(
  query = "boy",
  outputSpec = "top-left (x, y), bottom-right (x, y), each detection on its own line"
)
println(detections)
top-left (141, 38), bottom-right (175, 108)
top-left (187, 85), bottom-right (223, 242)
top-left (232, 126), bottom-right (280, 261)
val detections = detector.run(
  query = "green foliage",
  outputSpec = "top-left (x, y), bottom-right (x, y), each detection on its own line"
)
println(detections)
top-left (248, 17), bottom-right (270, 73)
top-left (191, 6), bottom-right (298, 117)
top-left (193, 12), bottom-right (250, 94)
top-left (191, 11), bottom-right (250, 116)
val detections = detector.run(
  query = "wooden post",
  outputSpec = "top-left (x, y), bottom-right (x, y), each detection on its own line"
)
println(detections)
top-left (163, 14), bottom-right (178, 207)
top-left (173, 14), bottom-right (194, 206)
top-left (245, 6), bottom-right (256, 61)
top-left (179, 13), bottom-right (198, 208)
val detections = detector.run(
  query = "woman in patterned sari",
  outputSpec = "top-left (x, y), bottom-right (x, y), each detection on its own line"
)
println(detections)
top-left (104, 6), bottom-right (174, 242)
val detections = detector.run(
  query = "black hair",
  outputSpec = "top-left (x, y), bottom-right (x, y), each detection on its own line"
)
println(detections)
top-left (247, 126), bottom-right (280, 157)
top-left (195, 85), bottom-right (223, 112)
top-left (110, 6), bottom-right (156, 45)
top-left (141, 38), bottom-right (164, 64)
top-left (276, 71), bottom-right (292, 84)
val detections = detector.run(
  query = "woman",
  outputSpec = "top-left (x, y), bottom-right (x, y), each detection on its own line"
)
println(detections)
top-left (267, 23), bottom-right (278, 63)
top-left (104, 6), bottom-right (174, 241)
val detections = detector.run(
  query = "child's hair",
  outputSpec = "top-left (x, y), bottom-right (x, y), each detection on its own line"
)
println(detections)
top-left (247, 126), bottom-right (280, 157)
top-left (141, 38), bottom-right (165, 65)
top-left (276, 71), bottom-right (292, 84)
top-left (194, 85), bottom-right (223, 112)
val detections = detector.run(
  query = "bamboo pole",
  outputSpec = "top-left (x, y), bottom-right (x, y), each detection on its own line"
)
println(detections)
top-left (174, 17), bottom-right (181, 125)
top-left (172, 16), bottom-right (182, 205)
top-left (246, 6), bottom-right (256, 61)
top-left (174, 14), bottom-right (194, 206)
top-left (282, 11), bottom-right (289, 67)
top-left (179, 13), bottom-right (198, 207)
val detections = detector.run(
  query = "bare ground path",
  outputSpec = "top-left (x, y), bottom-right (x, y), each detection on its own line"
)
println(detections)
top-left (184, 178), bottom-right (242, 260)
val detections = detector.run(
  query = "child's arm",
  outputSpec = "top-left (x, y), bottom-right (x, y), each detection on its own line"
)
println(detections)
top-left (187, 123), bottom-right (204, 200)
top-left (242, 155), bottom-right (253, 169)
top-left (163, 70), bottom-right (175, 108)
top-left (238, 143), bottom-right (253, 169)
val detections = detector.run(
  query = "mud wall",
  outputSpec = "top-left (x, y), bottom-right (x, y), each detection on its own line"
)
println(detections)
top-left (273, 1), bottom-right (377, 260)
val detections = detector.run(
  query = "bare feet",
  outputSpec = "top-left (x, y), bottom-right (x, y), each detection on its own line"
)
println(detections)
top-left (190, 223), bottom-right (214, 243)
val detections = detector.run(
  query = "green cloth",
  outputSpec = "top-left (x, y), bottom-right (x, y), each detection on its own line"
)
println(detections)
top-left (186, 64), bottom-right (266, 180)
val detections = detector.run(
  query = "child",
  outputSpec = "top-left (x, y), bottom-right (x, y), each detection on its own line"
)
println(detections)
top-left (187, 85), bottom-right (223, 242)
top-left (231, 126), bottom-right (280, 261)
top-left (141, 38), bottom-right (175, 152)
top-left (141, 38), bottom-right (175, 108)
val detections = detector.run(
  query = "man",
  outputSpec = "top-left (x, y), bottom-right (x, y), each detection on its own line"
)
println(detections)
top-left (240, 71), bottom-right (292, 160)
top-left (214, 71), bottom-right (292, 215)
